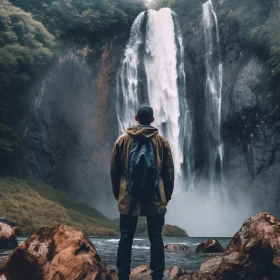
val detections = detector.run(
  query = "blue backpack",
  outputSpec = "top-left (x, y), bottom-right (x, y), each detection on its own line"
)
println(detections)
top-left (126, 138), bottom-right (159, 199)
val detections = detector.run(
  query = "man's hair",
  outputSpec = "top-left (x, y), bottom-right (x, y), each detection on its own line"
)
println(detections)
top-left (137, 104), bottom-right (154, 125)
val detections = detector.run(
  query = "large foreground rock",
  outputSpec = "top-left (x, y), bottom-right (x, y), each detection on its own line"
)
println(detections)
top-left (196, 239), bottom-right (225, 253)
top-left (180, 212), bottom-right (280, 279)
top-left (0, 222), bottom-right (18, 250)
top-left (226, 212), bottom-right (280, 267)
top-left (0, 225), bottom-right (109, 280)
top-left (181, 239), bottom-right (273, 280)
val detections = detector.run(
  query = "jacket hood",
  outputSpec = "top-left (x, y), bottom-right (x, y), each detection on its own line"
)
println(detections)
top-left (127, 125), bottom-right (159, 139)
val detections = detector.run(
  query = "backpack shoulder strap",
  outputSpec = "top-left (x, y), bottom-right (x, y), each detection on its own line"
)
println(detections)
top-left (151, 135), bottom-right (163, 174)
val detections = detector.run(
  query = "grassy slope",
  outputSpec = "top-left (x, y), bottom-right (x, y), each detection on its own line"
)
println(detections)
top-left (0, 178), bottom-right (188, 237)
top-left (0, 178), bottom-right (118, 236)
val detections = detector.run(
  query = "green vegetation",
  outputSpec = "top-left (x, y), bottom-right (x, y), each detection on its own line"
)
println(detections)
top-left (148, 0), bottom-right (177, 8)
top-left (0, 177), bottom-right (118, 235)
top-left (221, 0), bottom-right (280, 77)
top-left (0, 1), bottom-right (55, 175)
top-left (10, 0), bottom-right (146, 43)
top-left (149, 0), bottom-right (204, 21)
top-left (134, 217), bottom-right (188, 237)
top-left (162, 224), bottom-right (188, 237)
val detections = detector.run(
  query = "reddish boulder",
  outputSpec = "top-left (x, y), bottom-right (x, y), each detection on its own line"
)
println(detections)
top-left (226, 212), bottom-right (280, 266)
top-left (0, 225), bottom-right (109, 280)
top-left (105, 266), bottom-right (118, 280)
top-left (130, 264), bottom-right (186, 280)
top-left (166, 266), bottom-right (186, 279)
top-left (0, 222), bottom-right (18, 250)
top-left (131, 264), bottom-right (150, 279)
top-left (164, 244), bottom-right (188, 251)
top-left (180, 239), bottom-right (273, 280)
top-left (0, 218), bottom-right (21, 236)
top-left (195, 239), bottom-right (225, 253)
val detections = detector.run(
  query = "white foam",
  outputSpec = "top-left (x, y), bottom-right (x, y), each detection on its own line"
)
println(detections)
top-left (132, 245), bottom-right (150, 250)
top-left (107, 239), bottom-right (119, 243)
top-left (166, 242), bottom-right (188, 245)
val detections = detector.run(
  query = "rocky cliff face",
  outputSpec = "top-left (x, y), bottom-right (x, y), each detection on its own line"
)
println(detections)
top-left (176, 1), bottom-right (280, 214)
top-left (20, 36), bottom-right (126, 218)
top-left (220, 4), bottom-right (280, 214)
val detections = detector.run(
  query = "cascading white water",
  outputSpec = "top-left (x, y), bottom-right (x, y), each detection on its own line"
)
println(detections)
top-left (144, 8), bottom-right (183, 180)
top-left (173, 13), bottom-right (194, 188)
top-left (116, 12), bottom-right (146, 134)
top-left (202, 0), bottom-right (225, 195)
top-left (117, 8), bottom-right (192, 186)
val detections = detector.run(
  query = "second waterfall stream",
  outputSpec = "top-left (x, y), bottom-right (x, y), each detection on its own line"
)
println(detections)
top-left (202, 0), bottom-right (226, 198)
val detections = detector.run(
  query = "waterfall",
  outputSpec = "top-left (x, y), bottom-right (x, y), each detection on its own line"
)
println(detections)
top-left (145, 8), bottom-right (184, 180)
top-left (202, 0), bottom-right (225, 196)
top-left (116, 8), bottom-right (193, 188)
top-left (116, 12), bottom-right (145, 134)
top-left (173, 13), bottom-right (194, 189)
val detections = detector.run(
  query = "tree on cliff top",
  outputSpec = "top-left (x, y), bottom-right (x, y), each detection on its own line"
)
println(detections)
top-left (10, 0), bottom-right (146, 43)
top-left (0, 1), bottom-right (55, 175)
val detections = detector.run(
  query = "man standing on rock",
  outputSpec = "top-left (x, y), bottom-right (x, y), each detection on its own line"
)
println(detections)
top-left (110, 104), bottom-right (175, 280)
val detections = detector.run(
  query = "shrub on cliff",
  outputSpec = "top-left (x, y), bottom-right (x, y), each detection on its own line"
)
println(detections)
top-left (133, 217), bottom-right (188, 237)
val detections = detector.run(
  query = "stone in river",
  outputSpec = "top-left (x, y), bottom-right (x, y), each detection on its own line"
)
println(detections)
top-left (195, 239), bottom-right (225, 253)
top-left (0, 218), bottom-right (21, 236)
top-left (0, 222), bottom-right (18, 250)
top-left (164, 244), bottom-right (188, 251)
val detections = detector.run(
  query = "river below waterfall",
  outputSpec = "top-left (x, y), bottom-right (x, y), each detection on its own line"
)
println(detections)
top-left (0, 236), bottom-right (231, 272)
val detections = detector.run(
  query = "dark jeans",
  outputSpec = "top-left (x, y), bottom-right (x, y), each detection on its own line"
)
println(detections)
top-left (117, 214), bottom-right (165, 280)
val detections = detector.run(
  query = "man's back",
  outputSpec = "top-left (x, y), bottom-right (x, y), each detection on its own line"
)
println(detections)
top-left (110, 125), bottom-right (174, 216)
top-left (110, 104), bottom-right (174, 280)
